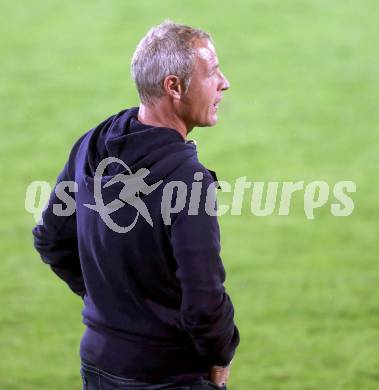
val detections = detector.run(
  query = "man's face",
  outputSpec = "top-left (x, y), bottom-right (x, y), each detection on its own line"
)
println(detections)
top-left (179, 39), bottom-right (230, 131)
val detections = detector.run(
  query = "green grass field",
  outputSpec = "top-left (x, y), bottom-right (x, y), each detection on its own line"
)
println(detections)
top-left (1, 1), bottom-right (378, 389)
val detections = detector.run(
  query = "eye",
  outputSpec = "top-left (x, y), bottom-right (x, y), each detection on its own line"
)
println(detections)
top-left (209, 65), bottom-right (219, 77)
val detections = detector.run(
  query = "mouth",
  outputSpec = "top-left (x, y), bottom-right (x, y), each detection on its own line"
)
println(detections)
top-left (212, 98), bottom-right (222, 111)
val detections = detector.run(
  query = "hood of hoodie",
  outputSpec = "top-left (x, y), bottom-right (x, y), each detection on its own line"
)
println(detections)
top-left (80, 107), bottom-right (198, 197)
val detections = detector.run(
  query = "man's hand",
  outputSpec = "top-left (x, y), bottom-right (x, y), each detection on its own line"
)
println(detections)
top-left (210, 364), bottom-right (231, 387)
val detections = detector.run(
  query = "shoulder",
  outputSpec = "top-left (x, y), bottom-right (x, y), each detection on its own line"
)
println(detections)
top-left (171, 152), bottom-right (215, 186)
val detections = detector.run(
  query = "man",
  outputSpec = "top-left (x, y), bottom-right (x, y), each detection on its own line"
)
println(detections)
top-left (33, 21), bottom-right (239, 389)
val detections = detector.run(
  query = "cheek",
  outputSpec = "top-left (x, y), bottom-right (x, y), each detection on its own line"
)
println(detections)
top-left (200, 89), bottom-right (215, 108)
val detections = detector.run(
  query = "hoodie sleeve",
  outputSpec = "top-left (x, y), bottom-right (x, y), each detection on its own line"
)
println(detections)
top-left (170, 171), bottom-right (239, 367)
top-left (32, 139), bottom-right (86, 298)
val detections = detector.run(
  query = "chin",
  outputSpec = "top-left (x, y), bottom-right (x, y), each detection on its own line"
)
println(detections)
top-left (194, 113), bottom-right (218, 128)
top-left (197, 121), bottom-right (217, 128)
top-left (208, 114), bottom-right (218, 126)
top-left (206, 113), bottom-right (219, 127)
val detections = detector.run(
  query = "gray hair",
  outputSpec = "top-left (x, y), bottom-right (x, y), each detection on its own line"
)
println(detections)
top-left (131, 20), bottom-right (211, 105)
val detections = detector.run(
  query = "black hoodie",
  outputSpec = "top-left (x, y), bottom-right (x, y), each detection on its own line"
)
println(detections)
top-left (33, 107), bottom-right (239, 382)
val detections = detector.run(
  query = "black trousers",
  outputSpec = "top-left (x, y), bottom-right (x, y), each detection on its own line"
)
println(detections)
top-left (80, 360), bottom-right (227, 390)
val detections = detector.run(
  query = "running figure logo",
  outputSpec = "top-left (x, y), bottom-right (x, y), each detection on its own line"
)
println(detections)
top-left (84, 157), bottom-right (162, 233)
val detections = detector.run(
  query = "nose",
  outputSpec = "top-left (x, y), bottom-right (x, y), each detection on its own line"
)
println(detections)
top-left (220, 72), bottom-right (230, 91)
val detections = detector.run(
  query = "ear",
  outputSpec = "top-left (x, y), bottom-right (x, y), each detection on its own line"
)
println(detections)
top-left (163, 75), bottom-right (183, 100)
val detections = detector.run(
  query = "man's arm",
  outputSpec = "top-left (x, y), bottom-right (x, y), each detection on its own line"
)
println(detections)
top-left (32, 140), bottom-right (86, 298)
top-left (170, 172), bottom-right (239, 367)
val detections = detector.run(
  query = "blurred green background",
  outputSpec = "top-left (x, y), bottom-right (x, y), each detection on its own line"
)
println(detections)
top-left (1, 1), bottom-right (378, 389)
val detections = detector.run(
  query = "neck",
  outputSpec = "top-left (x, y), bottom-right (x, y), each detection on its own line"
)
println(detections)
top-left (137, 100), bottom-right (190, 140)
